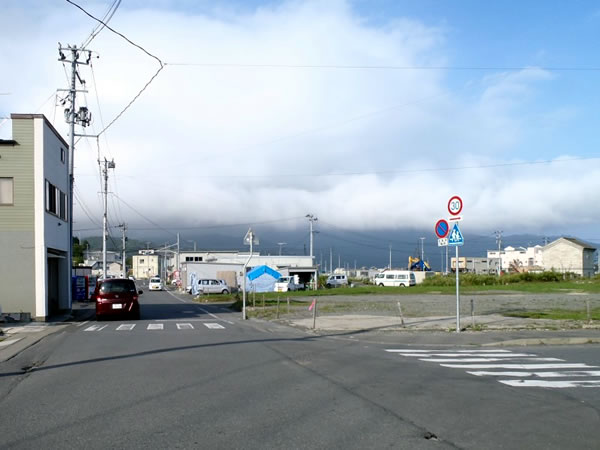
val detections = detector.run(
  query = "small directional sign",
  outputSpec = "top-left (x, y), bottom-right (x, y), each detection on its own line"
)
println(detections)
top-left (447, 222), bottom-right (464, 246)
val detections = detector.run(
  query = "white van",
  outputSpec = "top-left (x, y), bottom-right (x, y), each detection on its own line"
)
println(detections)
top-left (374, 270), bottom-right (416, 287)
top-left (326, 274), bottom-right (348, 288)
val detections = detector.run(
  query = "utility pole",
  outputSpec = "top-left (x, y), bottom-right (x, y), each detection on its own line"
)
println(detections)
top-left (494, 230), bottom-right (503, 275)
top-left (101, 158), bottom-right (115, 279)
top-left (277, 242), bottom-right (287, 256)
top-left (58, 43), bottom-right (92, 305)
top-left (118, 223), bottom-right (127, 277)
top-left (420, 237), bottom-right (425, 262)
top-left (176, 232), bottom-right (180, 275)
top-left (330, 248), bottom-right (333, 275)
top-left (306, 214), bottom-right (318, 260)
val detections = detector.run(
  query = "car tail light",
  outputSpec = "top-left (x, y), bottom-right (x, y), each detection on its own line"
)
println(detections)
top-left (133, 295), bottom-right (138, 301)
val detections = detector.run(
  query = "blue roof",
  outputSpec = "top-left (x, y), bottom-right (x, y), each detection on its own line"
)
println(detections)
top-left (247, 265), bottom-right (280, 281)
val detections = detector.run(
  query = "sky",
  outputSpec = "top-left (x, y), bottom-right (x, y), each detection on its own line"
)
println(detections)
top-left (1, 0), bottom-right (599, 245)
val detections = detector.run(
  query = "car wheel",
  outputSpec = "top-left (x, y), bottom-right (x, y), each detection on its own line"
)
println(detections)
top-left (399, 283), bottom-right (405, 287)
top-left (326, 283), bottom-right (332, 288)
top-left (132, 310), bottom-right (141, 320)
top-left (222, 289), bottom-right (229, 295)
top-left (378, 283), bottom-right (384, 287)
top-left (96, 313), bottom-right (103, 321)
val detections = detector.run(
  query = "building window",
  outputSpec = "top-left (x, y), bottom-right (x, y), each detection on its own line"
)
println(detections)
top-left (59, 191), bottom-right (68, 221)
top-left (0, 177), bottom-right (14, 205)
top-left (139, 259), bottom-right (145, 264)
top-left (60, 147), bottom-right (65, 163)
top-left (46, 180), bottom-right (57, 214)
top-left (194, 257), bottom-right (202, 262)
top-left (45, 180), bottom-right (68, 221)
top-left (185, 257), bottom-right (193, 262)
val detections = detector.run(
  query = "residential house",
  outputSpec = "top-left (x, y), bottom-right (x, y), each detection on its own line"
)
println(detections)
top-left (0, 114), bottom-right (71, 320)
top-left (132, 251), bottom-right (160, 279)
top-left (542, 237), bottom-right (596, 277)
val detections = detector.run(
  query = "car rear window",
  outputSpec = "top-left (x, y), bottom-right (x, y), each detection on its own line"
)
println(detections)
top-left (99, 280), bottom-right (136, 293)
top-left (150, 278), bottom-right (161, 283)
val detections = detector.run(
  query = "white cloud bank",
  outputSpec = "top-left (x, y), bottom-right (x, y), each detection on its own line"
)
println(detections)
top-left (1, 0), bottom-right (597, 236)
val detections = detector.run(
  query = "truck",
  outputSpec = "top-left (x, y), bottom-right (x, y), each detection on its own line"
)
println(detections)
top-left (274, 275), bottom-right (304, 292)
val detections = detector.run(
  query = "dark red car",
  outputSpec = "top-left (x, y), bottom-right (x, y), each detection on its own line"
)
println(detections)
top-left (93, 278), bottom-right (142, 320)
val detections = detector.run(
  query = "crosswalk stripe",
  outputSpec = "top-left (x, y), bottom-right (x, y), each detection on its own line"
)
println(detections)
top-left (403, 353), bottom-right (535, 358)
top-left (388, 348), bottom-right (600, 389)
top-left (204, 323), bottom-right (225, 329)
top-left (499, 380), bottom-right (600, 388)
top-left (440, 363), bottom-right (595, 369)
top-left (116, 324), bottom-right (136, 331)
top-left (468, 370), bottom-right (600, 378)
top-left (147, 323), bottom-right (163, 330)
top-left (423, 357), bottom-right (564, 363)
top-left (385, 349), bottom-right (511, 353)
top-left (176, 323), bottom-right (194, 330)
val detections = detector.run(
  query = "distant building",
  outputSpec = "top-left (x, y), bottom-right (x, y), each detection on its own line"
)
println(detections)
top-left (542, 237), bottom-right (596, 277)
top-left (451, 257), bottom-right (498, 274)
top-left (0, 114), bottom-right (71, 320)
top-left (132, 252), bottom-right (160, 279)
top-left (487, 245), bottom-right (543, 273)
top-left (84, 250), bottom-right (120, 265)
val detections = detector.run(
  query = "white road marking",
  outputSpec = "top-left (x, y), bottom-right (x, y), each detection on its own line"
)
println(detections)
top-left (147, 323), bottom-right (164, 330)
top-left (385, 349), bottom-right (511, 353)
top-left (390, 348), bottom-right (600, 389)
top-left (440, 363), bottom-right (595, 370)
top-left (204, 323), bottom-right (225, 329)
top-left (499, 380), bottom-right (600, 388)
top-left (84, 325), bottom-right (101, 332)
top-left (177, 323), bottom-right (194, 330)
top-left (6, 326), bottom-right (48, 334)
top-left (77, 321), bottom-right (89, 327)
top-left (116, 324), bottom-right (136, 331)
top-left (0, 338), bottom-right (22, 347)
top-left (402, 353), bottom-right (535, 358)
top-left (197, 307), bottom-right (234, 325)
top-left (468, 370), bottom-right (600, 378)
top-left (423, 357), bottom-right (564, 363)
top-left (165, 289), bottom-right (188, 303)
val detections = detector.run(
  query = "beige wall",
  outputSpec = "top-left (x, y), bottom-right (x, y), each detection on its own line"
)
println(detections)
top-left (542, 240), bottom-right (593, 276)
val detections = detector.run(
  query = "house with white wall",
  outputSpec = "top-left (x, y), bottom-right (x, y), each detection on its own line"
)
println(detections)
top-left (0, 114), bottom-right (71, 320)
top-left (542, 237), bottom-right (596, 277)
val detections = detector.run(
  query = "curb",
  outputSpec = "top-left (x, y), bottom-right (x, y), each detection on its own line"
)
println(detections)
top-left (484, 337), bottom-right (600, 347)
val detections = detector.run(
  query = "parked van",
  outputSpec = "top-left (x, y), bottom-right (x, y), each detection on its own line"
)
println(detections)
top-left (373, 270), bottom-right (416, 287)
top-left (325, 274), bottom-right (348, 288)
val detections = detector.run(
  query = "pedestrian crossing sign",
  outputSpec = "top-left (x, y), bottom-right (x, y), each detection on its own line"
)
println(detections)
top-left (447, 222), bottom-right (464, 246)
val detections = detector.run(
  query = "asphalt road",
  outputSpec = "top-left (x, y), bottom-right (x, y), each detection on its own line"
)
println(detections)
top-left (1, 287), bottom-right (599, 449)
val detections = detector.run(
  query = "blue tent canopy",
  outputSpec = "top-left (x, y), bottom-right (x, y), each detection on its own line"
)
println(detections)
top-left (247, 265), bottom-right (281, 281)
top-left (246, 265), bottom-right (281, 292)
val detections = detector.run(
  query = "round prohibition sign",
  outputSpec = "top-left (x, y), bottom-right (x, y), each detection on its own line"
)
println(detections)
top-left (448, 195), bottom-right (463, 216)
top-left (435, 219), bottom-right (449, 238)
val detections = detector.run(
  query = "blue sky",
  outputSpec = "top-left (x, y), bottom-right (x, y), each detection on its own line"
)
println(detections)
top-left (1, 0), bottom-right (599, 239)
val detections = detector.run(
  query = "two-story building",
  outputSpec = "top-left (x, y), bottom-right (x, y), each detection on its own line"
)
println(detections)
top-left (0, 114), bottom-right (71, 320)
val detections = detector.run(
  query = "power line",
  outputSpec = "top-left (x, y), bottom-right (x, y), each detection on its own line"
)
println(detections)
top-left (195, 156), bottom-right (600, 179)
top-left (112, 193), bottom-right (176, 237)
top-left (81, 0), bottom-right (121, 48)
top-left (165, 62), bottom-right (600, 72)
top-left (66, 0), bottom-right (162, 65)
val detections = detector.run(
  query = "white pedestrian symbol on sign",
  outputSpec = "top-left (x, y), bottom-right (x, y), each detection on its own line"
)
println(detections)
top-left (448, 223), bottom-right (464, 246)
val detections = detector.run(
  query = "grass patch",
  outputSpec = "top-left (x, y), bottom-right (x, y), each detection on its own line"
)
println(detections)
top-left (503, 308), bottom-right (600, 320)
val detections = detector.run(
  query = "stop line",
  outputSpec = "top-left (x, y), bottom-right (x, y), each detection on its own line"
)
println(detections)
top-left (386, 349), bottom-right (600, 388)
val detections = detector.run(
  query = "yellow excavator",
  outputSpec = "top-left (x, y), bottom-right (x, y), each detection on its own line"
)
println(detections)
top-left (408, 256), bottom-right (431, 271)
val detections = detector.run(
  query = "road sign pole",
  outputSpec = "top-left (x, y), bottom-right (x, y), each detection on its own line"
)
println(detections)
top-left (456, 245), bottom-right (460, 333)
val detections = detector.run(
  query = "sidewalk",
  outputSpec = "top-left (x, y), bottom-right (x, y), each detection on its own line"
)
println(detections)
top-left (0, 301), bottom-right (95, 363)
top-left (281, 313), bottom-right (600, 347)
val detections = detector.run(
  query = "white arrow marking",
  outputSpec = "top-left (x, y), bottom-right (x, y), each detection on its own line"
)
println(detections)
top-left (499, 380), bottom-right (600, 388)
